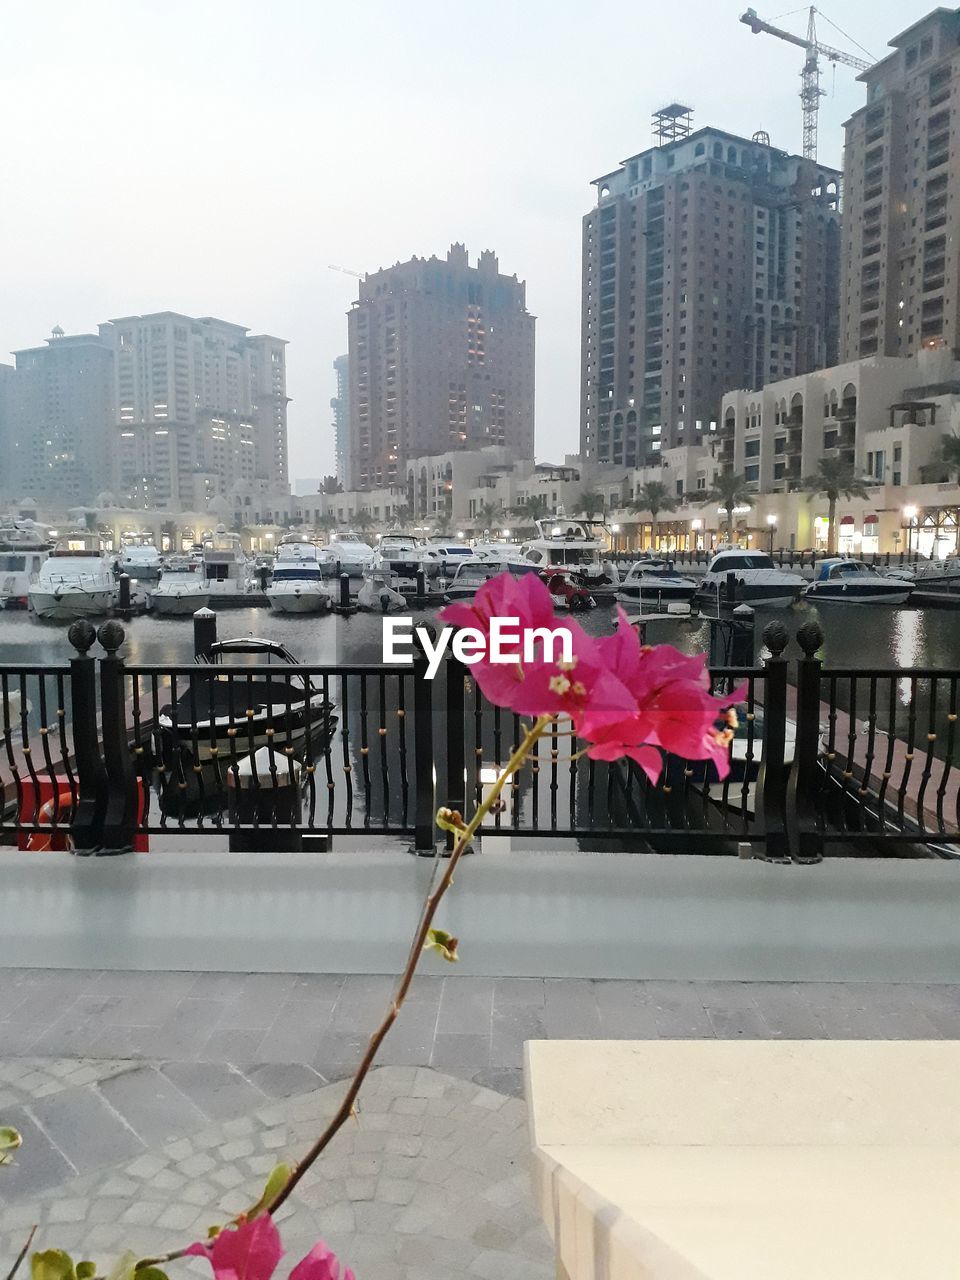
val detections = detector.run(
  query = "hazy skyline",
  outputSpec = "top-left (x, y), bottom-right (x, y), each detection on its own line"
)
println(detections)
top-left (1, 0), bottom-right (914, 485)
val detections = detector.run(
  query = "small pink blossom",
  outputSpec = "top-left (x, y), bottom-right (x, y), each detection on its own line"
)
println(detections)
top-left (186, 1219), bottom-right (354, 1280)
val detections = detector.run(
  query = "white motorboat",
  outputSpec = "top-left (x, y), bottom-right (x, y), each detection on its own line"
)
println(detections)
top-left (320, 532), bottom-right (376, 576)
top-left (0, 521), bottom-right (50, 609)
top-left (372, 532), bottom-right (441, 588)
top-left (472, 542), bottom-right (538, 575)
top-left (696, 549), bottom-right (805, 609)
top-left (266, 538), bottom-right (333, 614)
top-left (443, 559), bottom-right (517, 601)
top-left (118, 540), bottom-right (162, 582)
top-left (28, 536), bottom-right (117, 621)
top-left (889, 557), bottom-right (960, 604)
top-left (804, 558), bottom-right (914, 605)
top-left (519, 519), bottom-right (610, 586)
top-left (149, 556), bottom-right (210, 616)
top-left (202, 527), bottom-right (251, 595)
top-left (617, 557), bottom-right (697, 611)
top-left (357, 570), bottom-right (407, 613)
top-left (423, 538), bottom-right (474, 576)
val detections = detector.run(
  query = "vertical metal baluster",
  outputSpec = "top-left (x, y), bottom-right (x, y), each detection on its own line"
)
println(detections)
top-left (737, 677), bottom-right (756, 832)
top-left (859, 677), bottom-right (879, 831)
top-left (492, 705), bottom-right (503, 830)
top-left (377, 672), bottom-right (389, 829)
top-left (548, 718), bottom-right (559, 833)
top-left (397, 673), bottom-right (409, 828)
top-left (824, 674), bottom-right (840, 832)
top-left (321, 674), bottom-right (336, 830)
top-left (0, 674), bottom-right (16, 831)
top-left (35, 673), bottom-right (60, 831)
top-left (472, 679), bottom-right (483, 815)
top-left (511, 713), bottom-right (522, 826)
top-left (916, 676), bottom-right (938, 833)
top-left (936, 676), bottom-right (956, 833)
top-left (19, 673), bottom-right (42, 828)
top-left (189, 671), bottom-right (205, 829)
top-left (530, 725), bottom-right (541, 831)
top-left (841, 675), bottom-right (858, 834)
top-left (340, 673), bottom-right (353, 828)
top-left (225, 673), bottom-right (242, 828)
top-left (359, 674), bottom-right (372, 828)
top-left (151, 674), bottom-right (166, 830)
top-left (169, 674), bottom-right (188, 829)
top-left (876, 678), bottom-right (897, 817)
top-left (566, 716), bottom-right (577, 833)
top-left (55, 672), bottom-right (76, 815)
top-left (301, 667), bottom-right (315, 831)
top-left (206, 671), bottom-right (224, 829)
top-left (896, 676), bottom-right (918, 828)
top-left (245, 673), bottom-right (260, 832)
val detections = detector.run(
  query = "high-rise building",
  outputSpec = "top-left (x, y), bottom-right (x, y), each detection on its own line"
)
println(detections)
top-left (0, 363), bottom-right (13, 500)
top-left (331, 354), bottom-right (350, 487)
top-left (581, 109), bottom-right (841, 468)
top-left (347, 244), bottom-right (535, 491)
top-left (100, 313), bottom-right (289, 510)
top-left (6, 329), bottom-right (115, 506)
top-left (841, 9), bottom-right (960, 361)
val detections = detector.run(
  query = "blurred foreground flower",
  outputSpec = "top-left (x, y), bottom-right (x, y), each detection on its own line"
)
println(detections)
top-left (187, 1217), bottom-right (353, 1280)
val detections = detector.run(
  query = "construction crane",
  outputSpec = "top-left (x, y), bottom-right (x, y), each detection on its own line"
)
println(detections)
top-left (327, 264), bottom-right (364, 279)
top-left (740, 7), bottom-right (872, 161)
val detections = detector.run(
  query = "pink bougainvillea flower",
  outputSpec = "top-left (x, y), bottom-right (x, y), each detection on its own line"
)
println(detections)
top-left (290, 1241), bottom-right (356, 1280)
top-left (187, 1221), bottom-right (355, 1280)
top-left (186, 1215), bottom-right (283, 1280)
top-left (440, 571), bottom-right (628, 727)
top-left (579, 609), bottom-right (747, 781)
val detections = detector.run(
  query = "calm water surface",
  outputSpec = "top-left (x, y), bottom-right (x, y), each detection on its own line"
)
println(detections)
top-left (0, 601), bottom-right (958, 669)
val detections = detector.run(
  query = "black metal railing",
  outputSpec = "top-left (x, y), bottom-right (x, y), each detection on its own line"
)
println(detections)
top-left (1, 617), bottom-right (958, 861)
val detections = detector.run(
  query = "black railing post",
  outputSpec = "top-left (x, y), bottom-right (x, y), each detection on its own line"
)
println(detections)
top-left (788, 620), bottom-right (826, 864)
top-left (412, 639), bottom-right (436, 854)
top-left (444, 652), bottom-right (466, 851)
top-left (96, 621), bottom-right (139, 854)
top-left (67, 620), bottom-right (108, 853)
top-left (757, 620), bottom-right (790, 863)
top-left (194, 607), bottom-right (218, 660)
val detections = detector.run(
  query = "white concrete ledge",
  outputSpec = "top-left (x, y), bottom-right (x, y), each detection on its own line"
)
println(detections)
top-left (526, 1040), bottom-right (960, 1279)
top-left (1, 850), bottom-right (960, 978)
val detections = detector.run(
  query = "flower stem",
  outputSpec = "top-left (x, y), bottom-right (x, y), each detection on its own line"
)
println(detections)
top-left (265, 714), bottom-right (554, 1216)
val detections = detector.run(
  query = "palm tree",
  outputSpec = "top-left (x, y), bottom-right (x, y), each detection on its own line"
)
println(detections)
top-left (940, 434), bottom-right (960, 480)
top-left (353, 508), bottom-right (377, 537)
top-left (631, 480), bottom-right (677, 550)
top-left (313, 512), bottom-right (338, 541)
top-left (475, 500), bottom-right (501, 533)
top-left (431, 510), bottom-right (454, 537)
top-left (510, 494), bottom-right (550, 530)
top-left (801, 458), bottom-right (871, 555)
top-left (573, 490), bottom-right (605, 520)
top-left (700, 472), bottom-right (754, 543)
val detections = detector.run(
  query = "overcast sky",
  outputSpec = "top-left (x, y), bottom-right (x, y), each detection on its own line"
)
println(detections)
top-left (1, 0), bottom-right (915, 484)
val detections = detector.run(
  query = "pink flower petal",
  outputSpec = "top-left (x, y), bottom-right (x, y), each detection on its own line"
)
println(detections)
top-left (289, 1241), bottom-right (355, 1280)
top-left (186, 1217), bottom-right (283, 1280)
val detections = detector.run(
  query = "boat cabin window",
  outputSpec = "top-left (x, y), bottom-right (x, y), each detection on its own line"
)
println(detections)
top-left (713, 554), bottom-right (775, 570)
top-left (829, 561), bottom-right (866, 578)
top-left (0, 555), bottom-right (26, 571)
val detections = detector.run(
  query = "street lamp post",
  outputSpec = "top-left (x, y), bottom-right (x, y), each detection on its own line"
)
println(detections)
top-left (902, 505), bottom-right (918, 556)
top-left (690, 518), bottom-right (703, 551)
top-left (766, 513), bottom-right (777, 554)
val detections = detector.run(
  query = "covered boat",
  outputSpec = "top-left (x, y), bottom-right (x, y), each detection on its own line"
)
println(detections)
top-left (696, 549), bottom-right (805, 609)
top-left (28, 536), bottom-right (117, 621)
top-left (0, 521), bottom-right (50, 609)
top-left (150, 556), bottom-right (210, 616)
top-left (158, 638), bottom-right (335, 764)
top-left (520, 519), bottom-right (610, 586)
top-left (617, 557), bottom-right (697, 610)
top-left (266, 538), bottom-right (333, 614)
top-left (804, 558), bottom-right (914, 605)
top-left (320, 532), bottom-right (376, 576)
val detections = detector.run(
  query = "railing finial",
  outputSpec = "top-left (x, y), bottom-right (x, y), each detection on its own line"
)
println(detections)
top-left (97, 620), bottom-right (126, 654)
top-left (67, 619), bottom-right (97, 654)
top-left (795, 620), bottom-right (824, 659)
top-left (761, 619), bottom-right (789, 657)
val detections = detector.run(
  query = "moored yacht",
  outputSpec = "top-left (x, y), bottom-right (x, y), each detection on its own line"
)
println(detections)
top-left (372, 532), bottom-right (441, 588)
top-left (266, 537), bottom-right (333, 614)
top-left (202, 527), bottom-right (251, 595)
top-left (118, 539), bottom-right (162, 581)
top-left (804, 558), bottom-right (914, 605)
top-left (519, 519), bottom-right (609, 585)
top-left (319, 532), bottom-right (376, 576)
top-left (423, 537), bottom-right (474, 575)
top-left (696, 548), bottom-right (805, 609)
top-left (0, 521), bottom-right (50, 609)
top-left (28, 535), bottom-right (117, 621)
top-left (617, 557), bottom-right (697, 611)
top-left (149, 556), bottom-right (210, 616)
top-left (472, 542), bottom-right (537, 575)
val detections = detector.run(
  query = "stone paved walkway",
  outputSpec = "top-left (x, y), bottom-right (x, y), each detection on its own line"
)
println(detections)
top-left (3, 970), bottom-right (960, 1278)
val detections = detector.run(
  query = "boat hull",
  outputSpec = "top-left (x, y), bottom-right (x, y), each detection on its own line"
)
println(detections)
top-left (28, 588), bottom-right (116, 621)
top-left (618, 582), bottom-right (697, 605)
top-left (151, 590), bottom-right (211, 616)
top-left (267, 586), bottom-right (332, 614)
top-left (697, 579), bottom-right (801, 609)
top-left (804, 584), bottom-right (913, 605)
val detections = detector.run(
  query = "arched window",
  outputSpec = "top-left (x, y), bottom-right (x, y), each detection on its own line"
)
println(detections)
top-left (713, 141), bottom-right (723, 160)
top-left (695, 142), bottom-right (705, 157)
top-left (727, 146), bottom-right (738, 165)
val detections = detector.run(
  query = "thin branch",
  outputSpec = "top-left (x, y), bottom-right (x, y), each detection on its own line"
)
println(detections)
top-left (5, 1225), bottom-right (36, 1280)
top-left (264, 714), bottom-right (555, 1216)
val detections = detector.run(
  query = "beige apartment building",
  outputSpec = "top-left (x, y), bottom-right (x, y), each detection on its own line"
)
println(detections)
top-left (581, 109), bottom-right (841, 470)
top-left (101, 312), bottom-right (289, 511)
top-left (841, 8), bottom-right (960, 361)
top-left (346, 244), bottom-right (535, 493)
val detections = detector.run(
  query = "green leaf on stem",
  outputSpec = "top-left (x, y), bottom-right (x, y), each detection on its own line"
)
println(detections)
top-left (75, 1264), bottom-right (96, 1280)
top-left (31, 1251), bottom-right (76, 1280)
top-left (248, 1162), bottom-right (292, 1218)
top-left (0, 1126), bottom-right (22, 1165)
top-left (423, 927), bottom-right (459, 963)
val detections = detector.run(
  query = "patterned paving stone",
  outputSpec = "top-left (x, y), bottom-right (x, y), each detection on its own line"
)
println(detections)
top-left (0, 1068), bottom-right (552, 1280)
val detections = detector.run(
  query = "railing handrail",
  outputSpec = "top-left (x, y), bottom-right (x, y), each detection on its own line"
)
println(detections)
top-left (123, 662), bottom-right (413, 677)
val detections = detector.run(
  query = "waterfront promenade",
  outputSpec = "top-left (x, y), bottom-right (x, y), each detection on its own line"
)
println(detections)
top-left (3, 970), bottom-right (960, 1278)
